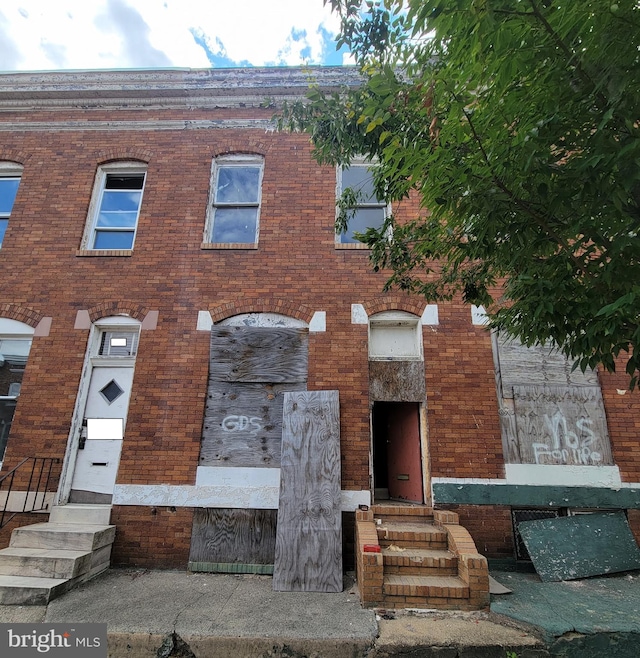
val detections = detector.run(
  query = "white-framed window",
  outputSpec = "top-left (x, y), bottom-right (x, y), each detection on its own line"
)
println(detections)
top-left (83, 162), bottom-right (147, 251)
top-left (369, 311), bottom-right (422, 360)
top-left (0, 163), bottom-right (23, 249)
top-left (336, 160), bottom-right (389, 244)
top-left (205, 155), bottom-right (264, 244)
top-left (0, 318), bottom-right (34, 461)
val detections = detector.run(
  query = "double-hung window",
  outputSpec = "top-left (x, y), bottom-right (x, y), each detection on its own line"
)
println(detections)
top-left (0, 164), bottom-right (23, 249)
top-left (206, 155), bottom-right (263, 245)
top-left (336, 161), bottom-right (388, 245)
top-left (84, 163), bottom-right (146, 250)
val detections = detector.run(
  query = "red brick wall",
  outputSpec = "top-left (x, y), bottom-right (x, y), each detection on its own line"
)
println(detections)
top-left (439, 505), bottom-right (515, 559)
top-left (110, 506), bottom-right (194, 568)
top-left (1, 92), bottom-right (638, 567)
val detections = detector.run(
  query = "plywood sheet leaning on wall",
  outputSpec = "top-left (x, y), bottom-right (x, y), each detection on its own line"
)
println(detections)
top-left (273, 390), bottom-right (342, 592)
top-left (518, 511), bottom-right (640, 581)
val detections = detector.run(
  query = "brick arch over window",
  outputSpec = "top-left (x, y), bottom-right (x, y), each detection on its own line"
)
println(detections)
top-left (0, 151), bottom-right (29, 166)
top-left (95, 149), bottom-right (152, 165)
top-left (362, 295), bottom-right (425, 318)
top-left (87, 302), bottom-right (149, 323)
top-left (209, 299), bottom-right (314, 324)
top-left (212, 141), bottom-right (269, 158)
top-left (0, 304), bottom-right (43, 328)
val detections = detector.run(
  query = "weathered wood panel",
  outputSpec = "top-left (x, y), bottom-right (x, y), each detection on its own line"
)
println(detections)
top-left (189, 508), bottom-right (277, 567)
top-left (513, 385), bottom-right (613, 465)
top-left (369, 360), bottom-right (426, 402)
top-left (273, 390), bottom-right (342, 592)
top-left (209, 327), bottom-right (308, 383)
top-left (497, 336), bottom-right (598, 398)
top-left (518, 511), bottom-right (640, 582)
top-left (199, 382), bottom-right (306, 467)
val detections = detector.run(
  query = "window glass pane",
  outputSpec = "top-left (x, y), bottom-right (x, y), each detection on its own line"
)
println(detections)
top-left (105, 174), bottom-right (145, 190)
top-left (0, 178), bottom-right (20, 214)
top-left (342, 166), bottom-right (378, 203)
top-left (216, 166), bottom-right (261, 204)
top-left (93, 230), bottom-right (135, 249)
top-left (212, 207), bottom-right (258, 243)
top-left (97, 210), bottom-right (139, 228)
top-left (0, 219), bottom-right (7, 247)
top-left (340, 207), bottom-right (385, 243)
top-left (100, 190), bottom-right (142, 213)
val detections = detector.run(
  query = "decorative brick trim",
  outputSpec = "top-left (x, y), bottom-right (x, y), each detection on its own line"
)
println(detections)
top-left (0, 304), bottom-right (43, 328)
top-left (76, 249), bottom-right (133, 257)
top-left (86, 302), bottom-right (149, 323)
top-left (208, 298), bottom-right (315, 324)
top-left (95, 148), bottom-right (152, 164)
top-left (335, 242), bottom-right (370, 250)
top-left (201, 242), bottom-right (258, 250)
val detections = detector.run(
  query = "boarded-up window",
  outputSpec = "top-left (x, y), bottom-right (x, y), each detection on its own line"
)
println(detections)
top-left (493, 335), bottom-right (612, 466)
top-left (199, 326), bottom-right (308, 468)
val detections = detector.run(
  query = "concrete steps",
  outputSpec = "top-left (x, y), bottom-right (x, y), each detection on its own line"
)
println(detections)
top-left (0, 504), bottom-right (115, 605)
top-left (356, 503), bottom-right (490, 610)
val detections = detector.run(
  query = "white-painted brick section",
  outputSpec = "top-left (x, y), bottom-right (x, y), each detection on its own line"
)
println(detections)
top-left (113, 482), bottom-right (371, 511)
top-left (471, 305), bottom-right (489, 326)
top-left (351, 304), bottom-right (368, 324)
top-left (309, 311), bottom-right (326, 333)
top-left (421, 304), bottom-right (439, 325)
top-left (196, 310), bottom-right (213, 331)
top-left (505, 464), bottom-right (622, 488)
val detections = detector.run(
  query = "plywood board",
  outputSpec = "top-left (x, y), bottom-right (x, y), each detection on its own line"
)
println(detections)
top-left (369, 360), bottom-right (426, 402)
top-left (497, 336), bottom-right (598, 396)
top-left (200, 382), bottom-right (305, 467)
top-left (518, 511), bottom-right (640, 581)
top-left (209, 327), bottom-right (308, 383)
top-left (189, 508), bottom-right (277, 567)
top-left (513, 385), bottom-right (613, 466)
top-left (273, 390), bottom-right (342, 592)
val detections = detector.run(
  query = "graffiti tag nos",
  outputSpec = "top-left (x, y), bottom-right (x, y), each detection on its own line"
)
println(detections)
top-left (221, 415), bottom-right (262, 436)
top-left (532, 412), bottom-right (602, 465)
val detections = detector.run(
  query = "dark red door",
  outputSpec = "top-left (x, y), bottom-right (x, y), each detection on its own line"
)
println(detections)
top-left (386, 402), bottom-right (423, 502)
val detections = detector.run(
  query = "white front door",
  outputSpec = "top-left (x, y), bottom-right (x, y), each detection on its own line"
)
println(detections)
top-left (70, 365), bottom-right (134, 502)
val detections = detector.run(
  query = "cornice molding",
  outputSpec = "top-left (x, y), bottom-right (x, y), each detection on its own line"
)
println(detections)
top-left (0, 66), bottom-right (362, 112)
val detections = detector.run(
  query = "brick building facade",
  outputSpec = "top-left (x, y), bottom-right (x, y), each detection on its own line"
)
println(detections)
top-left (0, 68), bottom-right (638, 580)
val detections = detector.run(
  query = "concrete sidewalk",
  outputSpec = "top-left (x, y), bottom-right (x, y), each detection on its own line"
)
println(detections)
top-left (0, 568), bottom-right (547, 658)
top-left (2, 567), bottom-right (640, 657)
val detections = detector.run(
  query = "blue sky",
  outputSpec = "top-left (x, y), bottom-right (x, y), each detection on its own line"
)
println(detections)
top-left (0, 0), bottom-right (350, 72)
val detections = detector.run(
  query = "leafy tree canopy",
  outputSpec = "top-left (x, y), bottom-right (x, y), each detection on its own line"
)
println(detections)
top-left (279, 0), bottom-right (640, 387)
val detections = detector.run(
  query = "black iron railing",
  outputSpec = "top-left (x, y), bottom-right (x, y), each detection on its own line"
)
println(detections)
top-left (0, 457), bottom-right (61, 530)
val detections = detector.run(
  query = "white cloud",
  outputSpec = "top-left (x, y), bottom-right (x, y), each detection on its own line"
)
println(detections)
top-left (0, 0), bottom-right (346, 72)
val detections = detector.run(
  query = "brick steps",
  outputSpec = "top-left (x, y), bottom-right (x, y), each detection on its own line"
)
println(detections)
top-left (356, 503), bottom-right (490, 611)
top-left (381, 547), bottom-right (457, 576)
top-left (384, 573), bottom-right (469, 598)
top-left (377, 521), bottom-right (447, 549)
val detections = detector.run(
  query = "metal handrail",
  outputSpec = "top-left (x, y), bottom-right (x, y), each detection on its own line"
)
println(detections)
top-left (0, 457), bottom-right (61, 529)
